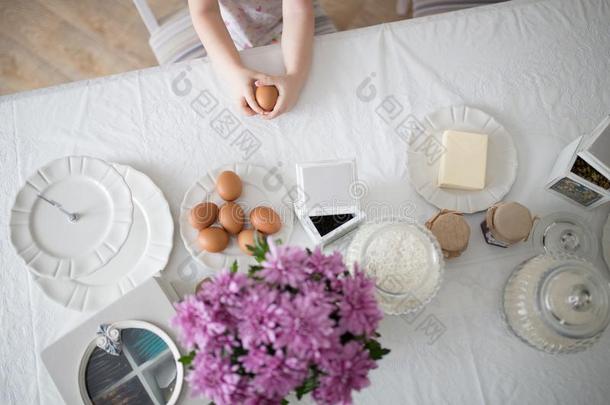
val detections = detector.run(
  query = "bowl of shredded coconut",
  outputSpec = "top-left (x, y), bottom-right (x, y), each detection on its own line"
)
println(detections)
top-left (345, 219), bottom-right (445, 315)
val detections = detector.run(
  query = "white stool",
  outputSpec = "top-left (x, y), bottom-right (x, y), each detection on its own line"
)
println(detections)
top-left (132, 0), bottom-right (206, 64)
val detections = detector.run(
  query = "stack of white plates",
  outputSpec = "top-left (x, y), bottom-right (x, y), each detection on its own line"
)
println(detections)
top-left (9, 156), bottom-right (173, 312)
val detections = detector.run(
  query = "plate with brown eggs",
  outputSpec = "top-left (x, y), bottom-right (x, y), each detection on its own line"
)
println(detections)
top-left (179, 163), bottom-right (294, 270)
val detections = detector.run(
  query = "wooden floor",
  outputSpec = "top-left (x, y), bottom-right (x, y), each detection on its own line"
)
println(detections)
top-left (0, 0), bottom-right (409, 96)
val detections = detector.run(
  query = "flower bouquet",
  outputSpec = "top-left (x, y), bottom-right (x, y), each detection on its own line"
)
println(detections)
top-left (172, 237), bottom-right (390, 405)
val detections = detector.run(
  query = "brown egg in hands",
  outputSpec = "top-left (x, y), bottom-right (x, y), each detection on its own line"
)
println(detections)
top-left (198, 226), bottom-right (229, 253)
top-left (237, 229), bottom-right (264, 255)
top-left (189, 202), bottom-right (219, 230)
top-left (218, 202), bottom-right (245, 235)
top-left (216, 171), bottom-right (242, 201)
top-left (255, 85), bottom-right (279, 112)
top-left (250, 206), bottom-right (282, 235)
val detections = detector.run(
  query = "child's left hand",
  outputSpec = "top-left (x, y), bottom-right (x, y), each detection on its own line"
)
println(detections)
top-left (254, 73), bottom-right (307, 120)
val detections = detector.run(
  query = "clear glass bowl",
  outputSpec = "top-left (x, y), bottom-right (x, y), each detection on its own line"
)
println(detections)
top-left (530, 212), bottom-right (598, 261)
top-left (345, 218), bottom-right (445, 315)
top-left (503, 254), bottom-right (610, 354)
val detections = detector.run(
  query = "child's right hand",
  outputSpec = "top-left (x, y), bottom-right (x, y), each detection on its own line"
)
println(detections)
top-left (225, 66), bottom-right (266, 117)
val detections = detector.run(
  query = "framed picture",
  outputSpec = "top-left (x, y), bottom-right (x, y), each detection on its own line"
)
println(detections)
top-left (78, 320), bottom-right (183, 405)
top-left (547, 176), bottom-right (605, 207)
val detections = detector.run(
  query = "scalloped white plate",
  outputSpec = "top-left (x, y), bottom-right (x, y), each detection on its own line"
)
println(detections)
top-left (180, 163), bottom-right (294, 271)
top-left (407, 106), bottom-right (518, 213)
top-left (34, 165), bottom-right (174, 312)
top-left (10, 156), bottom-right (134, 279)
top-left (602, 214), bottom-right (610, 271)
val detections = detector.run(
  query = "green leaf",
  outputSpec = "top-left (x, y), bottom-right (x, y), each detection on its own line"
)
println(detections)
top-left (178, 351), bottom-right (196, 367)
top-left (295, 367), bottom-right (320, 399)
top-left (247, 264), bottom-right (263, 277)
top-left (249, 231), bottom-right (270, 264)
top-left (364, 339), bottom-right (391, 361)
top-left (230, 260), bottom-right (239, 274)
top-left (280, 399), bottom-right (289, 405)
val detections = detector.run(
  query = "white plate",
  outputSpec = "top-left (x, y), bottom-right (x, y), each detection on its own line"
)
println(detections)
top-left (10, 156), bottom-right (134, 279)
top-left (180, 163), bottom-right (294, 270)
top-left (406, 106), bottom-right (518, 213)
top-left (602, 214), bottom-right (610, 270)
top-left (34, 165), bottom-right (174, 312)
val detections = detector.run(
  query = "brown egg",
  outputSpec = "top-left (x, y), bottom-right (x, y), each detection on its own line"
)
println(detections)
top-left (218, 202), bottom-right (245, 235)
top-left (255, 85), bottom-right (279, 112)
top-left (189, 202), bottom-right (219, 230)
top-left (237, 229), bottom-right (264, 255)
top-left (216, 171), bottom-right (242, 201)
top-left (198, 226), bottom-right (229, 253)
top-left (249, 206), bottom-right (282, 235)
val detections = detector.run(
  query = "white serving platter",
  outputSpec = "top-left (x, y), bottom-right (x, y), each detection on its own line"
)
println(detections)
top-left (34, 165), bottom-right (174, 312)
top-left (406, 105), bottom-right (518, 213)
top-left (10, 156), bottom-right (134, 279)
top-left (180, 163), bottom-right (294, 270)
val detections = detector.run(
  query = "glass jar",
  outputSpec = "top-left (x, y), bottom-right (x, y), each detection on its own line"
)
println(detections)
top-left (503, 254), bottom-right (610, 354)
top-left (345, 219), bottom-right (444, 315)
top-left (530, 212), bottom-right (598, 260)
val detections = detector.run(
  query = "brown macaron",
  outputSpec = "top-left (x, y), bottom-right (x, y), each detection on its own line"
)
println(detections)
top-left (426, 209), bottom-right (471, 259)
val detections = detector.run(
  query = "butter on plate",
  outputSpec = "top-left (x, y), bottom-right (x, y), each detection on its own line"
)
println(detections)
top-left (437, 130), bottom-right (488, 190)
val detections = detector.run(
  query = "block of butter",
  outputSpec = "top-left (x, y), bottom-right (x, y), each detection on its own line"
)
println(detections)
top-left (438, 130), bottom-right (488, 190)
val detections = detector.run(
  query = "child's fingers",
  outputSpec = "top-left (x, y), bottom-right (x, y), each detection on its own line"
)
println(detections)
top-left (254, 75), bottom-right (276, 87)
top-left (263, 93), bottom-right (286, 120)
top-left (244, 85), bottom-right (264, 115)
top-left (239, 98), bottom-right (256, 116)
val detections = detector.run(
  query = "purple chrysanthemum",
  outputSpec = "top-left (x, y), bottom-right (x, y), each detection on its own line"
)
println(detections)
top-left (260, 238), bottom-right (309, 287)
top-left (313, 341), bottom-right (377, 405)
top-left (187, 353), bottom-right (243, 405)
top-left (236, 284), bottom-right (285, 350)
top-left (172, 240), bottom-right (388, 405)
top-left (242, 347), bottom-right (308, 400)
top-left (197, 269), bottom-right (249, 309)
top-left (276, 289), bottom-right (335, 360)
top-left (306, 247), bottom-right (347, 279)
top-left (338, 268), bottom-right (383, 337)
top-left (171, 295), bottom-right (227, 350)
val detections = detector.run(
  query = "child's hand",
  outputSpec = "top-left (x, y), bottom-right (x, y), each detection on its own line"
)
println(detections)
top-left (254, 73), bottom-right (306, 119)
top-left (225, 67), bottom-right (267, 116)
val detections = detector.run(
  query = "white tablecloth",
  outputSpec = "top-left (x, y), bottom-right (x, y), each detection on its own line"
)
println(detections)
top-left (2, 0), bottom-right (610, 403)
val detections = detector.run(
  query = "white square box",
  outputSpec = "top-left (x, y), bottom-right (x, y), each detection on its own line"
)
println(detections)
top-left (294, 159), bottom-right (366, 246)
top-left (546, 116), bottom-right (610, 209)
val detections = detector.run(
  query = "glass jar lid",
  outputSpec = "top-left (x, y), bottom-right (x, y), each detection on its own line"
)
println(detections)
top-left (531, 212), bottom-right (598, 260)
top-left (538, 258), bottom-right (610, 339)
